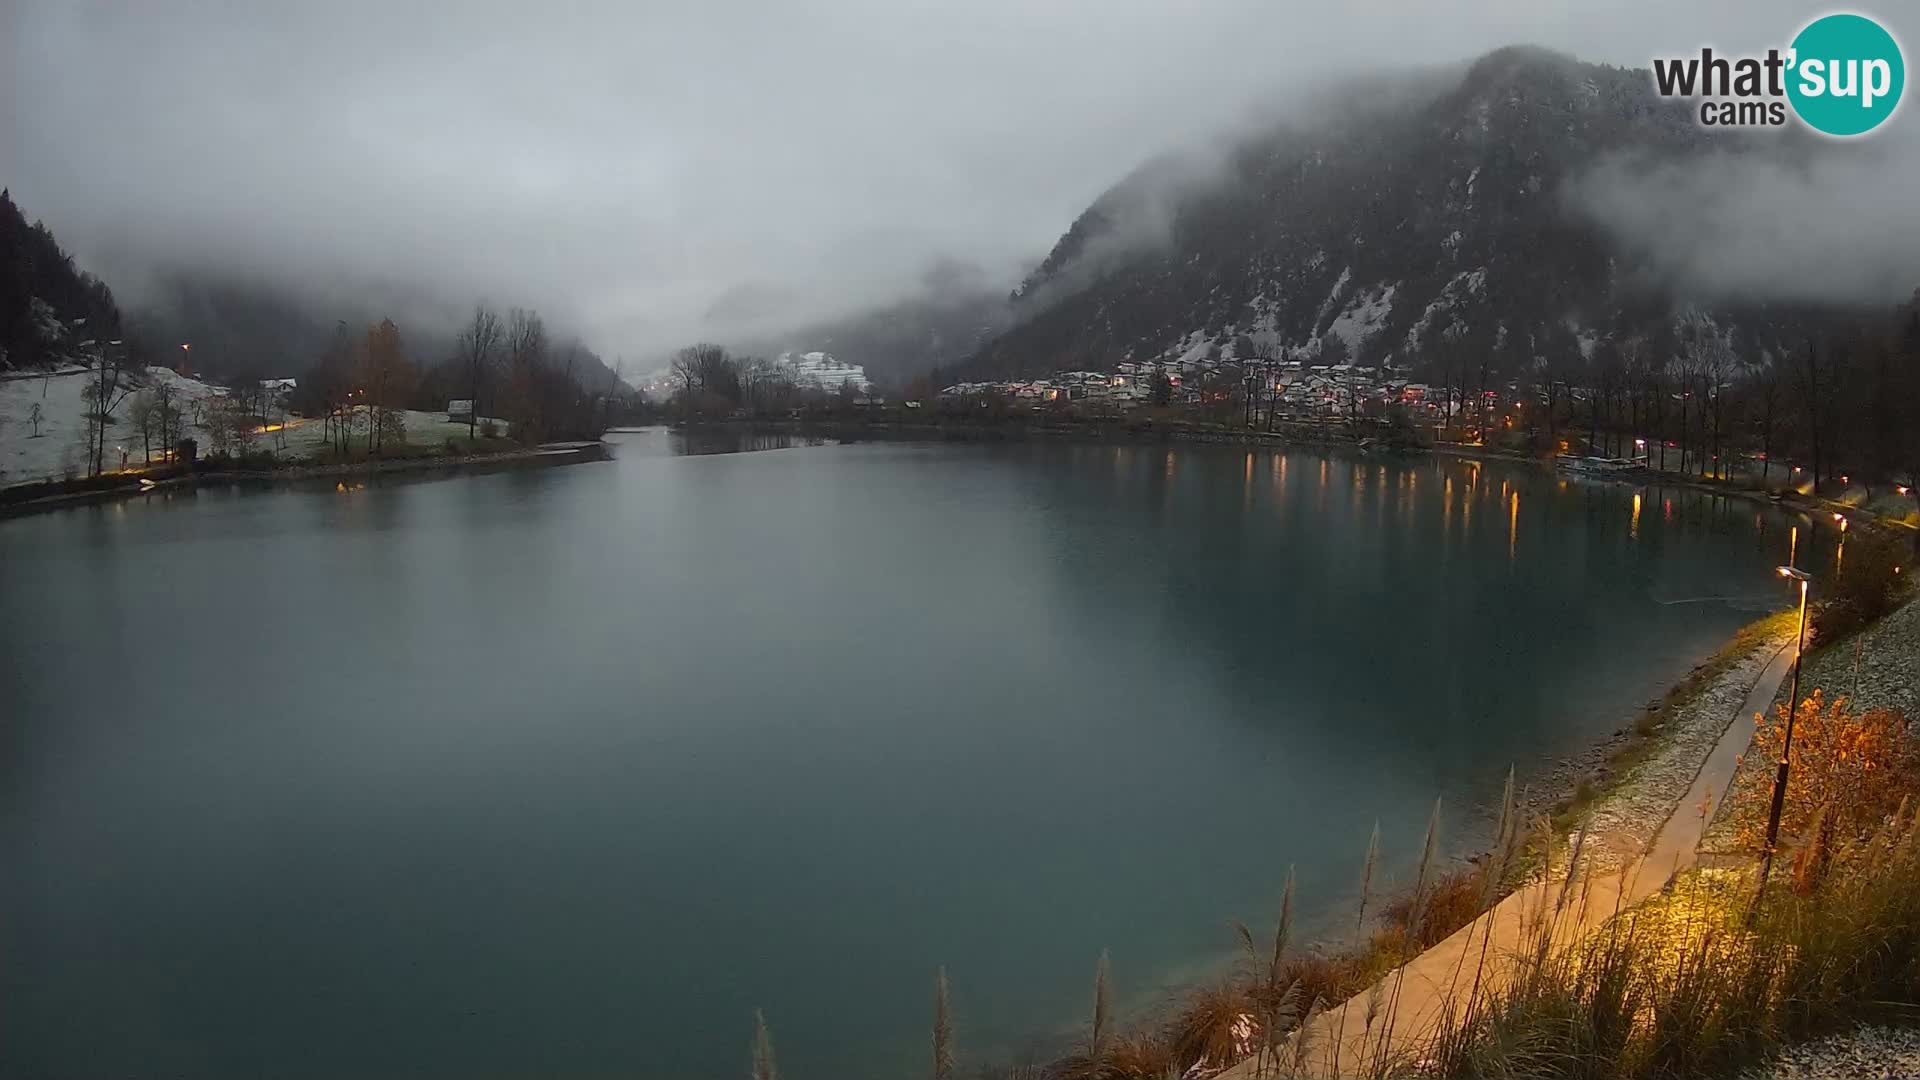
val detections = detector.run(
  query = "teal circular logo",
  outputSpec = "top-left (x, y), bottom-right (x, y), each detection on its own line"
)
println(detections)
top-left (1787, 13), bottom-right (1905, 136)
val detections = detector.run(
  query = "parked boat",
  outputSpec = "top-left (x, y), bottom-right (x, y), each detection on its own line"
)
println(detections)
top-left (1556, 455), bottom-right (1637, 475)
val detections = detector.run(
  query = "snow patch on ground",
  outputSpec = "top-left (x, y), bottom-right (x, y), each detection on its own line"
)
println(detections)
top-left (1404, 269), bottom-right (1487, 351)
top-left (1572, 324), bottom-right (1602, 360)
top-left (1313, 267), bottom-right (1353, 331)
top-left (1324, 283), bottom-right (1395, 355)
top-left (0, 367), bottom-right (221, 484)
top-left (1, 365), bottom-right (500, 487)
top-left (1174, 331), bottom-right (1216, 366)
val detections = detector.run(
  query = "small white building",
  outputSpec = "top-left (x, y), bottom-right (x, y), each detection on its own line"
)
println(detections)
top-left (259, 377), bottom-right (298, 408)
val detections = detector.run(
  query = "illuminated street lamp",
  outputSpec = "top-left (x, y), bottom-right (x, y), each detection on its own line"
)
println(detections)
top-left (1757, 564), bottom-right (1813, 892)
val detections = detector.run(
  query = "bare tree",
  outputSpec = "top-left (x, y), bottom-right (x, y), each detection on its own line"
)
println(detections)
top-left (1799, 337), bottom-right (1829, 494)
top-left (129, 391), bottom-right (155, 463)
top-left (82, 338), bottom-right (138, 477)
top-left (670, 343), bottom-right (739, 417)
top-left (1696, 331), bottom-right (1735, 480)
top-left (153, 382), bottom-right (182, 461)
top-left (504, 308), bottom-right (548, 439)
top-left (1747, 351), bottom-right (1786, 490)
top-left (27, 401), bottom-right (44, 438)
top-left (355, 319), bottom-right (412, 456)
top-left (671, 343), bottom-right (726, 398)
top-left (1672, 341), bottom-right (1704, 476)
top-left (456, 305), bottom-right (502, 440)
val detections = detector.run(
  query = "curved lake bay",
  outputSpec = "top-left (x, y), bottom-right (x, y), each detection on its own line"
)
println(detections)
top-left (0, 432), bottom-right (1827, 1079)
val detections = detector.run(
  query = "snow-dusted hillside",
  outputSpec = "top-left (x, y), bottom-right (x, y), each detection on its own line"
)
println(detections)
top-left (1, 365), bottom-right (493, 486)
top-left (958, 46), bottom-right (1823, 379)
top-left (0, 366), bottom-right (223, 484)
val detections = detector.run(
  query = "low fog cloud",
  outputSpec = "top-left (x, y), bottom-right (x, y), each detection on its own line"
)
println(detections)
top-left (1568, 130), bottom-right (1920, 306)
top-left (2, 1), bottom-right (1876, 358)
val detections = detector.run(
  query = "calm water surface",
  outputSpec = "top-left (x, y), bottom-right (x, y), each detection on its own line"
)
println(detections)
top-left (0, 432), bottom-right (1833, 1078)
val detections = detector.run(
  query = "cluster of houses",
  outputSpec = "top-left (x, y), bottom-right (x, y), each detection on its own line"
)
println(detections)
top-left (776, 351), bottom-right (871, 392)
top-left (939, 358), bottom-right (1443, 417)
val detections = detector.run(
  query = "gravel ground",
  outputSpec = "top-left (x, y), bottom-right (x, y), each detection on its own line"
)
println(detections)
top-left (1703, 593), bottom-right (1920, 854)
top-left (1742, 1025), bottom-right (1920, 1079)
top-left (1555, 637), bottom-right (1790, 874)
top-left (1807, 593), bottom-right (1920, 717)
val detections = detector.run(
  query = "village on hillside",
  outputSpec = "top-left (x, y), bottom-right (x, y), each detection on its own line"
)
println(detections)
top-left (939, 358), bottom-right (1439, 419)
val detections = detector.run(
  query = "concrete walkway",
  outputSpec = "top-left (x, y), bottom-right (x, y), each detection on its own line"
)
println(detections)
top-left (1223, 642), bottom-right (1796, 1079)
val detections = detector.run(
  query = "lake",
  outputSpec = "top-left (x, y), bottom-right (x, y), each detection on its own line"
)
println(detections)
top-left (0, 432), bottom-right (1828, 1078)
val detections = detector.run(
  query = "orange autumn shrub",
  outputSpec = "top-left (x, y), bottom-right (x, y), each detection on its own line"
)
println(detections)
top-left (1726, 690), bottom-right (1920, 851)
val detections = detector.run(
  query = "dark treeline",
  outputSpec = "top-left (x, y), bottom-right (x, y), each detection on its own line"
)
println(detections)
top-left (667, 342), bottom-right (869, 418)
top-left (1417, 299), bottom-right (1920, 500)
top-left (0, 189), bottom-right (132, 370)
top-left (288, 304), bottom-right (643, 454)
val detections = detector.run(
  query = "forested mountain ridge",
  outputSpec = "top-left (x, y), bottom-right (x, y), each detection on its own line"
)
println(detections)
top-left (0, 189), bottom-right (124, 368)
top-left (962, 46), bottom-right (1839, 380)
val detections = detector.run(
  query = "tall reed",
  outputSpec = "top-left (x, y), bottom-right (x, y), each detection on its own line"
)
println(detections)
top-left (933, 966), bottom-right (954, 1080)
top-left (751, 1008), bottom-right (779, 1080)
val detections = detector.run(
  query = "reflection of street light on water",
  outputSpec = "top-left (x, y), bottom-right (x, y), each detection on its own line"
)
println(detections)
top-left (1757, 563), bottom-right (1812, 893)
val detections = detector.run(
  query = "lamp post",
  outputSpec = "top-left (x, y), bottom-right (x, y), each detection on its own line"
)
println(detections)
top-left (1757, 564), bottom-right (1812, 892)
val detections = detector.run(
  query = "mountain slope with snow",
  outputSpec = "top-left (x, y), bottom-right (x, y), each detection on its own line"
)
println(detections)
top-left (960, 47), bottom-right (1835, 380)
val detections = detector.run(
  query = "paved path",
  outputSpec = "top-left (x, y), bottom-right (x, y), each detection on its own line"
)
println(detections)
top-left (1223, 642), bottom-right (1796, 1078)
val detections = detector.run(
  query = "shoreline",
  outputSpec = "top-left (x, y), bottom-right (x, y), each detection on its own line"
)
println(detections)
top-left (0, 441), bottom-right (608, 520)
top-left (681, 415), bottom-right (1390, 453)
top-left (690, 416), bottom-right (1918, 535)
top-left (989, 609), bottom-right (1800, 1078)
top-left (1532, 620), bottom-right (1795, 873)
top-left (1203, 613), bottom-right (1799, 1079)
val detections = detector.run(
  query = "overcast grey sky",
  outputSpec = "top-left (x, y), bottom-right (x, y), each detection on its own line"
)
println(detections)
top-left (0, 2), bottom-right (1891, 357)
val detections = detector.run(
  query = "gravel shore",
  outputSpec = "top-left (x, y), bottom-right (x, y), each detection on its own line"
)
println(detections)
top-left (1561, 636), bottom-right (1790, 874)
top-left (1742, 1025), bottom-right (1920, 1079)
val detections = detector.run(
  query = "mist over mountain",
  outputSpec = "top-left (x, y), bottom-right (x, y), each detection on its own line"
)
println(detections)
top-left (113, 267), bottom-right (622, 397)
top-left (736, 258), bottom-right (1015, 390)
top-left (957, 46), bottom-right (1917, 381)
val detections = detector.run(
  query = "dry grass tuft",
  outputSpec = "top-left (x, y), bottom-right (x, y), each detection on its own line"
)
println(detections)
top-left (1164, 981), bottom-right (1256, 1074)
top-left (1051, 1032), bottom-right (1177, 1080)
top-left (1379, 866), bottom-right (1484, 953)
